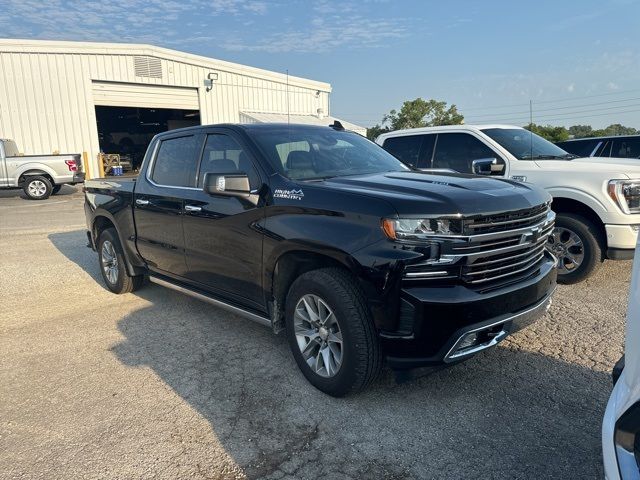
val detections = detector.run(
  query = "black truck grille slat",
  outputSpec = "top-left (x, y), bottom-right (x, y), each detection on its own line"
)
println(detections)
top-left (461, 207), bottom-right (554, 285)
top-left (464, 203), bottom-right (550, 235)
top-left (403, 204), bottom-right (555, 287)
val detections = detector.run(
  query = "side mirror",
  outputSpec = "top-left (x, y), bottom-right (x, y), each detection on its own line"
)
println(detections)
top-left (203, 172), bottom-right (251, 197)
top-left (472, 158), bottom-right (498, 176)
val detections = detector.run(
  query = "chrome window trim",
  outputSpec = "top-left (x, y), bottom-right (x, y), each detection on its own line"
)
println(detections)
top-left (590, 141), bottom-right (603, 157)
top-left (146, 135), bottom-right (202, 191)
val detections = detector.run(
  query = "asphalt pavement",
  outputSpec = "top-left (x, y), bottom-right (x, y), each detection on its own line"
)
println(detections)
top-left (0, 185), bottom-right (631, 479)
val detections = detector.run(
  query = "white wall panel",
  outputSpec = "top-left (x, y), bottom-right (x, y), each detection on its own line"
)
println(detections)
top-left (0, 39), bottom-right (333, 178)
top-left (92, 82), bottom-right (199, 109)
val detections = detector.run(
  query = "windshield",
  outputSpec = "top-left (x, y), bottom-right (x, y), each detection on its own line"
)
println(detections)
top-left (482, 128), bottom-right (575, 160)
top-left (250, 126), bottom-right (410, 181)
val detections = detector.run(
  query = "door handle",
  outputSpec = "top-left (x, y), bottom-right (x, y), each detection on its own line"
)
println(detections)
top-left (184, 205), bottom-right (202, 212)
top-left (135, 199), bottom-right (149, 206)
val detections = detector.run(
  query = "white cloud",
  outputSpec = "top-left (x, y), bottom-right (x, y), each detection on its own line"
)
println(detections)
top-left (607, 82), bottom-right (620, 90)
top-left (0, 0), bottom-right (268, 45)
top-left (567, 83), bottom-right (575, 92)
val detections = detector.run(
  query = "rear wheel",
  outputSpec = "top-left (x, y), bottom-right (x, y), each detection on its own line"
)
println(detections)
top-left (285, 268), bottom-right (382, 397)
top-left (97, 228), bottom-right (145, 294)
top-left (23, 176), bottom-right (52, 200)
top-left (548, 213), bottom-right (602, 284)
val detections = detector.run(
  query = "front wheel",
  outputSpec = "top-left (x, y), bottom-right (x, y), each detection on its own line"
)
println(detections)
top-left (97, 228), bottom-right (145, 294)
top-left (547, 213), bottom-right (602, 284)
top-left (23, 176), bottom-right (52, 200)
top-left (285, 268), bottom-right (382, 397)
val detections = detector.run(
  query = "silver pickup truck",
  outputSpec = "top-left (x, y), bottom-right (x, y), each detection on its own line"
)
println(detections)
top-left (0, 139), bottom-right (85, 199)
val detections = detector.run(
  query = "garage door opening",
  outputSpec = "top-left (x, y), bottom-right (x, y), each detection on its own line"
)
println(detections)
top-left (96, 106), bottom-right (200, 171)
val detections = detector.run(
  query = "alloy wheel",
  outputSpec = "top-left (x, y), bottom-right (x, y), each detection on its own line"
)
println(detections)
top-left (28, 180), bottom-right (47, 197)
top-left (100, 240), bottom-right (119, 285)
top-left (293, 294), bottom-right (343, 378)
top-left (548, 226), bottom-right (585, 273)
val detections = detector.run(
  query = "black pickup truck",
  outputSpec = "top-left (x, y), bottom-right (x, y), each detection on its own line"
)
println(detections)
top-left (84, 123), bottom-right (557, 396)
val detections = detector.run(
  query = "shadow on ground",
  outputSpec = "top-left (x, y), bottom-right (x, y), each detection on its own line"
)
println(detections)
top-left (0, 184), bottom-right (79, 200)
top-left (48, 230), bottom-right (103, 284)
top-left (50, 229), bottom-right (609, 479)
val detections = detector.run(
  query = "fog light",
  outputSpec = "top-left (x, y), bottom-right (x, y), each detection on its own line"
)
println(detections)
top-left (632, 224), bottom-right (640, 232)
top-left (456, 332), bottom-right (479, 351)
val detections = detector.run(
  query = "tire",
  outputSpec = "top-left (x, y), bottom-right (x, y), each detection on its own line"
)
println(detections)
top-left (23, 176), bottom-right (52, 200)
top-left (285, 268), bottom-right (382, 397)
top-left (97, 228), bottom-right (145, 294)
top-left (548, 213), bottom-right (602, 284)
top-left (52, 185), bottom-right (62, 195)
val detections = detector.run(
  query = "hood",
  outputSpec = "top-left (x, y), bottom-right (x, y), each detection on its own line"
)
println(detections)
top-left (307, 171), bottom-right (550, 217)
top-left (532, 156), bottom-right (640, 179)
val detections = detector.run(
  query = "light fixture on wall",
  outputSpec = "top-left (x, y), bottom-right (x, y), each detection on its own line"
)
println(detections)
top-left (204, 72), bottom-right (219, 92)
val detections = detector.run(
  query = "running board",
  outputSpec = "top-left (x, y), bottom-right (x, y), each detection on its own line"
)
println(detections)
top-left (149, 276), bottom-right (272, 328)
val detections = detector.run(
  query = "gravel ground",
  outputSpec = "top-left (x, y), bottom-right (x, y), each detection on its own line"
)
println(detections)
top-left (0, 186), bottom-right (631, 479)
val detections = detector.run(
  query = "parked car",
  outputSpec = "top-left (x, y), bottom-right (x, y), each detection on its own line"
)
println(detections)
top-left (0, 139), bottom-right (84, 199)
top-left (602, 234), bottom-right (640, 480)
top-left (84, 123), bottom-right (557, 396)
top-left (377, 125), bottom-right (640, 284)
top-left (557, 135), bottom-right (640, 160)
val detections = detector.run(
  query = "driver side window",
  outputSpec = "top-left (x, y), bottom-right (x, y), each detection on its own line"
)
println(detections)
top-left (198, 134), bottom-right (261, 189)
top-left (433, 133), bottom-right (505, 175)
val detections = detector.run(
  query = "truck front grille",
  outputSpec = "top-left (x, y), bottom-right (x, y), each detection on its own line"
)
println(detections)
top-left (458, 205), bottom-right (555, 285)
top-left (464, 202), bottom-right (550, 235)
top-left (403, 204), bottom-right (555, 287)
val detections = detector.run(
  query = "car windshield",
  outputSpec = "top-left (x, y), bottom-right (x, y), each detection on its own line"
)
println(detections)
top-left (249, 126), bottom-right (410, 181)
top-left (482, 128), bottom-right (577, 160)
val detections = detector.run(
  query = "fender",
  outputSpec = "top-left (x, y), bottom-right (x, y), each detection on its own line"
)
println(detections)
top-left (13, 162), bottom-right (58, 187)
top-left (264, 239), bottom-right (363, 295)
top-left (89, 209), bottom-right (146, 277)
top-left (545, 186), bottom-right (608, 221)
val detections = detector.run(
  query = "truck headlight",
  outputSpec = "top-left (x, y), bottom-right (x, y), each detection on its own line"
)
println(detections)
top-left (381, 217), bottom-right (463, 241)
top-left (609, 180), bottom-right (640, 214)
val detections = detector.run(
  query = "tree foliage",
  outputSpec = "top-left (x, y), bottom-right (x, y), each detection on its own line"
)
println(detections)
top-left (366, 98), bottom-right (464, 140)
top-left (525, 123), bottom-right (639, 142)
top-left (364, 98), bottom-right (638, 142)
top-left (524, 123), bottom-right (570, 143)
top-left (567, 123), bottom-right (639, 138)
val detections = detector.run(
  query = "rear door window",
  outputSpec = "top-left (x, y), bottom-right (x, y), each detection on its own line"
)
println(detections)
top-left (382, 135), bottom-right (424, 167)
top-left (611, 137), bottom-right (640, 159)
top-left (151, 135), bottom-right (199, 187)
top-left (593, 140), bottom-right (612, 157)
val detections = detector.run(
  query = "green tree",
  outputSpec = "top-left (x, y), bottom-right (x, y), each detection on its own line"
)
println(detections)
top-left (524, 123), bottom-right (570, 143)
top-left (600, 124), bottom-right (639, 136)
top-left (366, 124), bottom-right (390, 141)
top-left (568, 125), bottom-right (594, 138)
top-left (382, 98), bottom-right (464, 130)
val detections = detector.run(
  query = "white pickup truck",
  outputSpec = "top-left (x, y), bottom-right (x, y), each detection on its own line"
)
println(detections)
top-left (0, 139), bottom-right (85, 199)
top-left (377, 125), bottom-right (640, 284)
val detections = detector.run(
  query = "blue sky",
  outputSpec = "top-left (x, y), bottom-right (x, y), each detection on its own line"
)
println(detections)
top-left (2, 0), bottom-right (639, 129)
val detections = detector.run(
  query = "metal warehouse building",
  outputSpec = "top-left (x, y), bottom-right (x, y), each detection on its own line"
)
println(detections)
top-left (0, 39), bottom-right (364, 178)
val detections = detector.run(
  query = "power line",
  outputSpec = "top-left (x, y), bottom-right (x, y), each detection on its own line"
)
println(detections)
top-left (465, 107), bottom-right (640, 125)
top-left (465, 96), bottom-right (640, 120)
top-left (460, 88), bottom-right (640, 112)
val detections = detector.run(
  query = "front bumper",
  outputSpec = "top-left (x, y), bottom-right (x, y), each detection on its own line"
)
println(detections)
top-left (606, 224), bottom-right (639, 251)
top-left (384, 254), bottom-right (557, 369)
